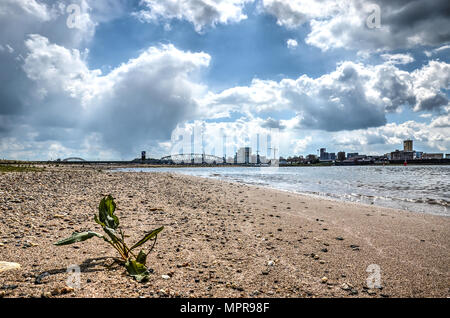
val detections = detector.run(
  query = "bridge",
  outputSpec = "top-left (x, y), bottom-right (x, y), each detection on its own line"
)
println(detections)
top-left (161, 153), bottom-right (225, 164)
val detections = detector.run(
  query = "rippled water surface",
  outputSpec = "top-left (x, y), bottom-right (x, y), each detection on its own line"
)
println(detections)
top-left (116, 166), bottom-right (450, 216)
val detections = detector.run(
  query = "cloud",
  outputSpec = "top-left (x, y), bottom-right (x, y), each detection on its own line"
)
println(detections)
top-left (260, 117), bottom-right (286, 129)
top-left (430, 113), bottom-right (450, 128)
top-left (19, 35), bottom-right (211, 157)
top-left (134, 0), bottom-right (253, 32)
top-left (286, 39), bottom-right (298, 49)
top-left (261, 0), bottom-right (338, 28)
top-left (0, 1), bottom-right (213, 159)
top-left (201, 59), bottom-right (450, 131)
top-left (291, 136), bottom-right (312, 153)
top-left (0, 0), bottom-right (97, 117)
top-left (411, 61), bottom-right (450, 111)
top-left (381, 53), bottom-right (414, 65)
top-left (261, 0), bottom-right (450, 52)
top-left (331, 119), bottom-right (450, 153)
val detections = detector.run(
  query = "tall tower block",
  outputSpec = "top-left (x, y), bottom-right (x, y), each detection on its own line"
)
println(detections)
top-left (404, 140), bottom-right (413, 152)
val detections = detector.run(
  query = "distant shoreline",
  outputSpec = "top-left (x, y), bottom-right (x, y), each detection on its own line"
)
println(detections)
top-left (1, 159), bottom-right (450, 168)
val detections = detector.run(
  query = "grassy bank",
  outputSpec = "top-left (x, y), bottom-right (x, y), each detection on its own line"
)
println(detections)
top-left (0, 165), bottom-right (44, 173)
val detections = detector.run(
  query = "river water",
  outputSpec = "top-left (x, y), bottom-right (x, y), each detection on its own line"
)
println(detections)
top-left (116, 165), bottom-right (450, 216)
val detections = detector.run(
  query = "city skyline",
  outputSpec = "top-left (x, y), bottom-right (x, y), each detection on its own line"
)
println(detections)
top-left (0, 1), bottom-right (449, 161)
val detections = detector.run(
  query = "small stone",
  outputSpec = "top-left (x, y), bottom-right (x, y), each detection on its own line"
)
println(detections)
top-left (0, 261), bottom-right (21, 273)
top-left (340, 283), bottom-right (351, 291)
top-left (336, 237), bottom-right (344, 241)
top-left (262, 270), bottom-right (269, 275)
top-left (368, 290), bottom-right (376, 296)
top-left (321, 277), bottom-right (328, 284)
top-left (319, 260), bottom-right (326, 264)
top-left (321, 248), bottom-right (328, 253)
top-left (161, 275), bottom-right (170, 280)
top-left (267, 260), bottom-right (275, 266)
top-left (35, 272), bottom-right (50, 284)
top-left (60, 286), bottom-right (74, 294)
top-left (41, 291), bottom-right (52, 298)
top-left (350, 289), bottom-right (358, 295)
top-left (0, 291), bottom-right (5, 298)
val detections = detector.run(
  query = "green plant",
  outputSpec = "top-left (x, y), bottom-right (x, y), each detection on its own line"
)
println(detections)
top-left (54, 195), bottom-right (164, 282)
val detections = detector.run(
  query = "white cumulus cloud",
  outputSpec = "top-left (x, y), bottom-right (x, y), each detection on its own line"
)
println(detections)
top-left (134, 0), bottom-right (253, 32)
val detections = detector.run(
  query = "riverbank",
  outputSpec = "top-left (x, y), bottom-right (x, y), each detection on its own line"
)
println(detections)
top-left (0, 165), bottom-right (448, 298)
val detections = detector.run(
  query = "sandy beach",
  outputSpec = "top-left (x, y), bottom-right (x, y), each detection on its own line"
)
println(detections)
top-left (0, 165), bottom-right (449, 298)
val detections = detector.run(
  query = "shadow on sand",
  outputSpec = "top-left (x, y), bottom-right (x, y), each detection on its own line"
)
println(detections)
top-left (35, 257), bottom-right (124, 284)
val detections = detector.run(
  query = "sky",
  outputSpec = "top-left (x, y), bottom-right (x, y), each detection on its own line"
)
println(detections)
top-left (0, 0), bottom-right (449, 160)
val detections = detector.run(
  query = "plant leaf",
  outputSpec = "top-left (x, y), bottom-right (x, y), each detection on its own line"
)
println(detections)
top-left (125, 259), bottom-right (149, 282)
top-left (103, 226), bottom-right (120, 244)
top-left (130, 226), bottom-right (164, 251)
top-left (98, 195), bottom-right (119, 229)
top-left (136, 250), bottom-right (147, 264)
top-left (54, 231), bottom-right (103, 246)
top-left (94, 214), bottom-right (105, 227)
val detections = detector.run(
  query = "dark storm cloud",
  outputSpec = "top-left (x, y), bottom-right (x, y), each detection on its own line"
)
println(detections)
top-left (262, 0), bottom-right (450, 51)
top-left (260, 118), bottom-right (286, 130)
top-left (381, 0), bottom-right (450, 46)
top-left (0, 1), bottom-right (210, 159)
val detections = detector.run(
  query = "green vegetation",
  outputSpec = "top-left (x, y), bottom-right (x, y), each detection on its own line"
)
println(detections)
top-left (54, 195), bottom-right (164, 282)
top-left (0, 165), bottom-right (44, 173)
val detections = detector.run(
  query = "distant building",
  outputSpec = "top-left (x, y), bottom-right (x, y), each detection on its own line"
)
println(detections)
top-left (337, 151), bottom-right (346, 161)
top-left (306, 154), bottom-right (318, 163)
top-left (319, 148), bottom-right (335, 161)
top-left (422, 153), bottom-right (444, 159)
top-left (141, 151), bottom-right (146, 161)
top-left (237, 147), bottom-right (251, 164)
top-left (446, 154), bottom-right (450, 159)
top-left (319, 148), bottom-right (327, 160)
top-left (347, 153), bottom-right (359, 159)
top-left (403, 139), bottom-right (413, 152)
top-left (391, 150), bottom-right (414, 161)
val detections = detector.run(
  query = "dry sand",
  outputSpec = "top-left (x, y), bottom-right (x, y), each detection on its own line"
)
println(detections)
top-left (0, 165), bottom-right (449, 298)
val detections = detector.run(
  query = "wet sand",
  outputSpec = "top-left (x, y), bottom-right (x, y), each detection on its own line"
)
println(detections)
top-left (0, 165), bottom-right (449, 298)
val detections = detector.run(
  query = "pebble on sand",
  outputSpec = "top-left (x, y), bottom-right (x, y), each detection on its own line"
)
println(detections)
top-left (0, 261), bottom-right (21, 273)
